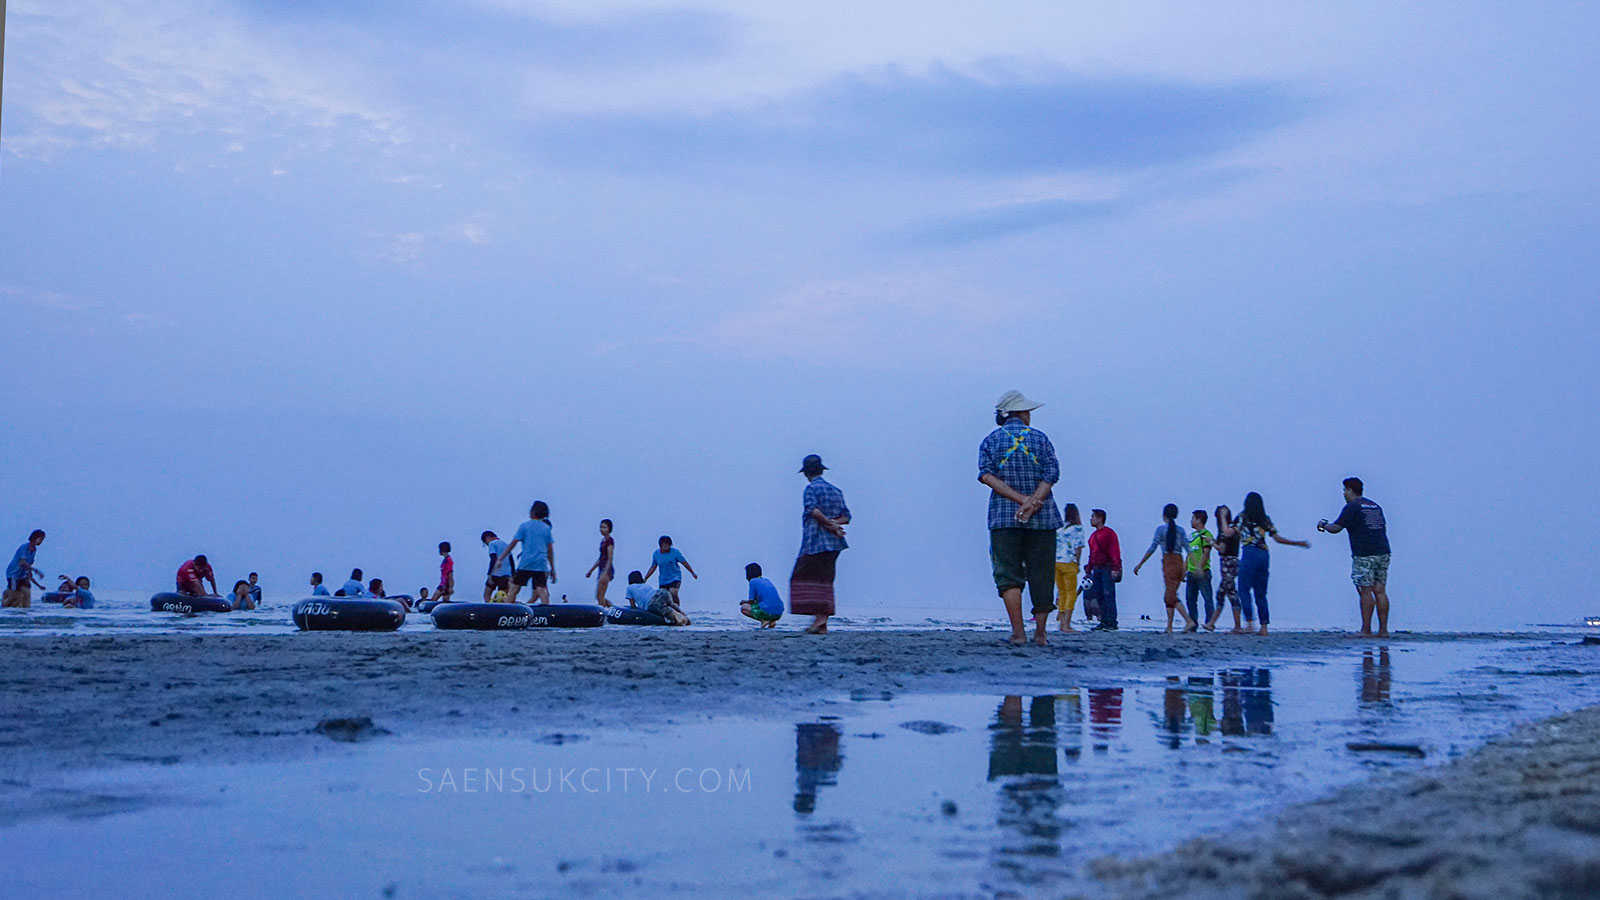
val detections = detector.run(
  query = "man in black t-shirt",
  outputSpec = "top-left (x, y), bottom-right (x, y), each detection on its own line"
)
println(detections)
top-left (1318, 477), bottom-right (1392, 636)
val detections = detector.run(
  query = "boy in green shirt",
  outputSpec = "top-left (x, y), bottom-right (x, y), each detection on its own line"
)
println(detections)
top-left (1185, 510), bottom-right (1216, 629)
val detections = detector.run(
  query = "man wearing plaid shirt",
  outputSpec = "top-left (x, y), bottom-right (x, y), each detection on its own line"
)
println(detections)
top-left (979, 390), bottom-right (1062, 646)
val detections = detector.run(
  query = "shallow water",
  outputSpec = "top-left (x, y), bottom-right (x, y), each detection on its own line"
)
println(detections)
top-left (6, 638), bottom-right (1599, 899)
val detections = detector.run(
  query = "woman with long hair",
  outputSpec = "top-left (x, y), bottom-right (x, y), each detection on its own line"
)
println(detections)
top-left (1133, 503), bottom-right (1199, 633)
top-left (1207, 505), bottom-right (1245, 633)
top-left (1234, 492), bottom-right (1310, 635)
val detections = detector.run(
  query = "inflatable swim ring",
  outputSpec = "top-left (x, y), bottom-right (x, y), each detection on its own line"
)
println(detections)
top-left (151, 593), bottom-right (233, 614)
top-left (292, 597), bottom-right (406, 632)
top-left (432, 602), bottom-right (532, 630)
top-left (526, 603), bottom-right (606, 628)
top-left (603, 606), bottom-right (669, 626)
top-left (41, 591), bottom-right (70, 605)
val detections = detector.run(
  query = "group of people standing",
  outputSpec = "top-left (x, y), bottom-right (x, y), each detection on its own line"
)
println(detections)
top-left (9, 392), bottom-right (1395, 641)
top-left (980, 390), bottom-right (1393, 647)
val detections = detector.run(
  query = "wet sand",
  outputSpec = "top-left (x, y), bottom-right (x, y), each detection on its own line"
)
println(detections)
top-left (0, 629), bottom-right (1562, 792)
top-left (1093, 700), bottom-right (1600, 899)
top-left (4, 627), bottom-right (1596, 898)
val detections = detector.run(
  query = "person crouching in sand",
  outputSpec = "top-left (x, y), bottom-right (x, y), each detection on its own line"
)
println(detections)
top-left (742, 563), bottom-right (784, 627)
top-left (624, 570), bottom-right (689, 625)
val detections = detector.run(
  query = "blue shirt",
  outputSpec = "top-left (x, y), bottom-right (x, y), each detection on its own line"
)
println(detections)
top-left (485, 539), bottom-right (512, 576)
top-left (341, 580), bottom-right (367, 597)
top-left (73, 589), bottom-right (95, 609)
top-left (311, 584), bottom-right (330, 596)
top-left (800, 477), bottom-right (851, 557)
top-left (652, 548), bottom-right (687, 585)
top-left (625, 583), bottom-right (656, 609)
top-left (978, 417), bottom-right (1063, 531)
top-left (6, 542), bottom-right (36, 582)
top-left (1147, 523), bottom-right (1190, 556)
top-left (747, 577), bottom-right (783, 616)
top-left (513, 519), bottom-right (553, 572)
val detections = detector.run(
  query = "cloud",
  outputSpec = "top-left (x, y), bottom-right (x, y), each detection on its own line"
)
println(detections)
top-left (372, 215), bottom-right (492, 263)
top-left (6, 0), bottom-right (406, 162)
top-left (0, 285), bottom-right (98, 311)
top-left (894, 197), bottom-right (1118, 247)
top-left (531, 63), bottom-right (1308, 179)
top-left (230, 0), bottom-right (738, 71)
top-left (701, 272), bottom-right (1023, 367)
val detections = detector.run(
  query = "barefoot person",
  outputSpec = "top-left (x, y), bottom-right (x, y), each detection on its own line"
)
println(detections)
top-left (1318, 476), bottom-right (1392, 636)
top-left (1236, 492), bottom-right (1311, 636)
top-left (792, 454), bottom-right (850, 635)
top-left (1185, 510), bottom-right (1216, 629)
top-left (584, 519), bottom-right (616, 607)
top-left (481, 531), bottom-right (511, 601)
top-left (742, 562), bottom-right (784, 627)
top-left (1133, 504), bottom-right (1199, 633)
top-left (3, 530), bottom-right (47, 608)
top-left (978, 391), bottom-right (1062, 647)
top-left (175, 554), bottom-right (219, 597)
top-left (1054, 504), bottom-right (1087, 632)
top-left (1206, 505), bottom-right (1245, 633)
top-left (644, 536), bottom-right (697, 607)
top-left (498, 502), bottom-right (555, 605)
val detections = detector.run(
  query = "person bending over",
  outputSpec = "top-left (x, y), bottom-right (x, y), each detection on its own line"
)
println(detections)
top-left (624, 570), bottom-right (689, 626)
top-left (176, 555), bottom-right (218, 597)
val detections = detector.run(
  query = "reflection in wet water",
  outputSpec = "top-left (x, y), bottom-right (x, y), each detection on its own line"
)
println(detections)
top-left (793, 722), bottom-right (844, 815)
top-left (1361, 648), bottom-right (1393, 705)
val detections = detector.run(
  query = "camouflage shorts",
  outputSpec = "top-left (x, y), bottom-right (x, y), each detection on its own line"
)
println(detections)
top-left (1351, 554), bottom-right (1390, 587)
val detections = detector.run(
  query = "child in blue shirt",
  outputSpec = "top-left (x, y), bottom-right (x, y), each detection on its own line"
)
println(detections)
top-left (741, 563), bottom-right (784, 627)
top-left (63, 576), bottom-right (96, 609)
top-left (643, 535), bottom-right (697, 608)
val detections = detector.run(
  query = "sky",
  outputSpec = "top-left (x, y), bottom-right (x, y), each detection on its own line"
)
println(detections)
top-left (2, 1), bottom-right (1597, 628)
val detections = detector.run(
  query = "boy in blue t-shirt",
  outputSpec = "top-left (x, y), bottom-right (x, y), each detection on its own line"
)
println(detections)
top-left (643, 535), bottom-right (697, 608)
top-left (741, 562), bottom-right (784, 627)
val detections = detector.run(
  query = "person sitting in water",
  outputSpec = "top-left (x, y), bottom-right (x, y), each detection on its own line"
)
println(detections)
top-left (62, 576), bottom-right (96, 609)
top-left (309, 572), bottom-right (330, 596)
top-left (368, 578), bottom-right (386, 597)
top-left (176, 555), bottom-right (219, 597)
top-left (624, 570), bottom-right (690, 625)
top-left (247, 572), bottom-right (262, 607)
top-left (741, 563), bottom-right (784, 628)
top-left (230, 579), bottom-right (256, 611)
top-left (337, 569), bottom-right (366, 597)
top-left (418, 587), bottom-right (432, 605)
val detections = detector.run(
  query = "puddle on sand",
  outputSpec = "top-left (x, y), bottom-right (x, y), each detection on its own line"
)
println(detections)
top-left (5, 639), bottom-right (1599, 899)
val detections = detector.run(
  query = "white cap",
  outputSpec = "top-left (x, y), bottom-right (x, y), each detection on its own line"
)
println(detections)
top-left (995, 390), bottom-right (1043, 414)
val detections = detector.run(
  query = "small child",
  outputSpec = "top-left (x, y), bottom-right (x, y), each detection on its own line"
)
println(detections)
top-left (1186, 510), bottom-right (1216, 630)
top-left (481, 531), bottom-right (512, 602)
top-left (437, 542), bottom-right (455, 602)
top-left (418, 587), bottom-right (432, 604)
top-left (643, 535), bottom-right (697, 607)
top-left (310, 572), bottom-right (330, 596)
top-left (625, 570), bottom-right (690, 625)
top-left (741, 563), bottom-right (784, 627)
top-left (230, 579), bottom-right (256, 611)
top-left (247, 572), bottom-right (262, 607)
top-left (63, 576), bottom-right (96, 609)
top-left (1054, 503), bottom-right (1087, 632)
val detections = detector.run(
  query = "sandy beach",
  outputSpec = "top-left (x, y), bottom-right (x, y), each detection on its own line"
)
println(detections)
top-left (4, 627), bottom-right (1597, 898)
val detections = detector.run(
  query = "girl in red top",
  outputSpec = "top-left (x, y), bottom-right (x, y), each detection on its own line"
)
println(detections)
top-left (585, 519), bottom-right (616, 607)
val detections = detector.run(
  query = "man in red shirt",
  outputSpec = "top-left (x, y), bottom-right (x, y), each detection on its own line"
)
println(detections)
top-left (176, 555), bottom-right (218, 597)
top-left (1084, 510), bottom-right (1122, 631)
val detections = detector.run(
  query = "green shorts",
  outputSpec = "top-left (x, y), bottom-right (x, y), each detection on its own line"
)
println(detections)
top-left (744, 602), bottom-right (782, 622)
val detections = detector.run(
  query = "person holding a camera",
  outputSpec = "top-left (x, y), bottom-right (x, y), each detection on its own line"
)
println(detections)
top-left (1318, 476), bottom-right (1392, 636)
